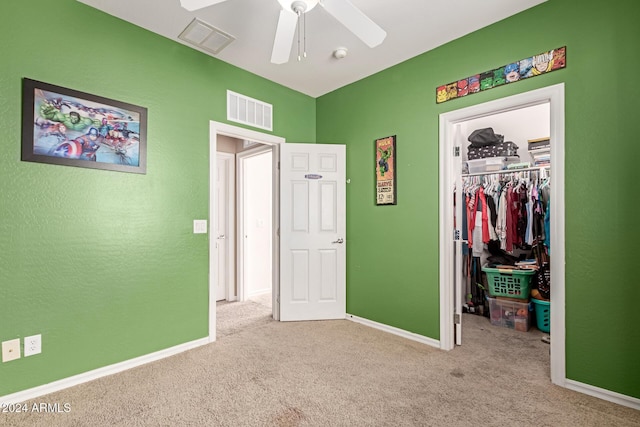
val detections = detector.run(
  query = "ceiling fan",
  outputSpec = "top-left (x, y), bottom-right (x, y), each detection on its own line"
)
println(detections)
top-left (179, 0), bottom-right (387, 64)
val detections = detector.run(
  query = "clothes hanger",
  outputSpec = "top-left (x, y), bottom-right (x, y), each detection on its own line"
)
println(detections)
top-left (540, 176), bottom-right (550, 190)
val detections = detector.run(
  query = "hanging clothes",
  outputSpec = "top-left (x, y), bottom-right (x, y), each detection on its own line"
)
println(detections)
top-left (496, 184), bottom-right (509, 251)
top-left (466, 192), bottom-right (476, 249)
top-left (462, 169), bottom-right (549, 255)
top-left (477, 187), bottom-right (490, 245)
top-left (486, 196), bottom-right (498, 241)
top-left (525, 181), bottom-right (535, 246)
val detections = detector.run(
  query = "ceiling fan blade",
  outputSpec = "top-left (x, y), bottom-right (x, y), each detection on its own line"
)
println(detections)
top-left (180, 0), bottom-right (231, 12)
top-left (271, 10), bottom-right (298, 64)
top-left (320, 0), bottom-right (386, 48)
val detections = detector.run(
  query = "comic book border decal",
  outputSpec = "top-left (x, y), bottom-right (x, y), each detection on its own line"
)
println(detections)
top-left (436, 46), bottom-right (566, 104)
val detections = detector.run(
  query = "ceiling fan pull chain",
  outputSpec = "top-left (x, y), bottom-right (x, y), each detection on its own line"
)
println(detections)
top-left (297, 9), bottom-right (302, 61)
top-left (303, 12), bottom-right (307, 58)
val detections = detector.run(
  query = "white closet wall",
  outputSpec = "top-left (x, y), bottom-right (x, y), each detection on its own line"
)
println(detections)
top-left (460, 104), bottom-right (550, 162)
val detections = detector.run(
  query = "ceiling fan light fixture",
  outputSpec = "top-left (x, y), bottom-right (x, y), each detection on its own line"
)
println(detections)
top-left (271, 0), bottom-right (384, 65)
top-left (274, 0), bottom-right (319, 62)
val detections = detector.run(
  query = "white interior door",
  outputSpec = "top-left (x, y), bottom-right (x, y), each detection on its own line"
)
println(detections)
top-left (242, 149), bottom-right (273, 298)
top-left (216, 153), bottom-right (234, 301)
top-left (280, 143), bottom-right (346, 321)
top-left (453, 124), bottom-right (464, 345)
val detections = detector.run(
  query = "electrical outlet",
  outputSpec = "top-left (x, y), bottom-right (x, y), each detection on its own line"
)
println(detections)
top-left (2, 339), bottom-right (21, 362)
top-left (24, 334), bottom-right (41, 357)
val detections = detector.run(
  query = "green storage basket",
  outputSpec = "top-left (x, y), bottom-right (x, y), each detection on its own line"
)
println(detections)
top-left (482, 267), bottom-right (534, 300)
top-left (532, 298), bottom-right (551, 333)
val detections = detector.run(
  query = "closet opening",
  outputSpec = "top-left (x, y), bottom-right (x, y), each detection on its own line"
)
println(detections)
top-left (438, 84), bottom-right (566, 387)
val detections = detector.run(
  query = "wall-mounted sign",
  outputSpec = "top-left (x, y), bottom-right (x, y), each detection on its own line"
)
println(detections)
top-left (375, 135), bottom-right (396, 206)
top-left (436, 46), bottom-right (566, 104)
top-left (22, 78), bottom-right (147, 174)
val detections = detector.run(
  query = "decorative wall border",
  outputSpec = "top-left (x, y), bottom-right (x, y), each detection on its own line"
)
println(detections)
top-left (436, 46), bottom-right (566, 104)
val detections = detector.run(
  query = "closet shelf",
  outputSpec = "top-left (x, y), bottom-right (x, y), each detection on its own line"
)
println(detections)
top-left (461, 165), bottom-right (550, 178)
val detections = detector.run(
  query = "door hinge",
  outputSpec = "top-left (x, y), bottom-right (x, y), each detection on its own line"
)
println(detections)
top-left (454, 229), bottom-right (460, 241)
top-left (277, 161), bottom-right (280, 170)
top-left (454, 146), bottom-right (460, 157)
top-left (277, 227), bottom-right (280, 237)
top-left (454, 314), bottom-right (461, 324)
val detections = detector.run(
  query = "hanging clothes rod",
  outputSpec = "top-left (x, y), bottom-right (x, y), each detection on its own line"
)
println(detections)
top-left (462, 165), bottom-right (550, 178)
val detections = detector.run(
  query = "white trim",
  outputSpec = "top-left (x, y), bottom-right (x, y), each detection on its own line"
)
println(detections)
top-left (438, 114), bottom-right (455, 351)
top-left (565, 379), bottom-right (640, 410)
top-left (271, 142), bottom-right (281, 321)
top-left (548, 86), bottom-right (566, 385)
top-left (347, 314), bottom-right (441, 349)
top-left (438, 84), bottom-right (566, 381)
top-left (216, 151), bottom-right (236, 302)
top-left (209, 121), bottom-right (285, 341)
top-left (0, 338), bottom-right (209, 405)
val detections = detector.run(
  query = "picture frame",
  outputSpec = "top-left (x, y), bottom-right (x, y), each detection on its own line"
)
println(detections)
top-left (375, 135), bottom-right (396, 205)
top-left (21, 78), bottom-right (147, 174)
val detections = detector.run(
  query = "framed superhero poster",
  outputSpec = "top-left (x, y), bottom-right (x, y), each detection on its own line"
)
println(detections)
top-left (21, 78), bottom-right (147, 174)
top-left (375, 135), bottom-right (396, 206)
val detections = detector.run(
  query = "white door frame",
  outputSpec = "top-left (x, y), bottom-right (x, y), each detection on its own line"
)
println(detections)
top-left (209, 121), bottom-right (285, 343)
top-left (236, 144), bottom-right (274, 303)
top-left (438, 84), bottom-right (566, 387)
top-left (216, 151), bottom-right (236, 302)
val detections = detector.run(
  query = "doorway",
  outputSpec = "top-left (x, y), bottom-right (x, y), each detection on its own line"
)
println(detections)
top-left (438, 84), bottom-right (566, 386)
top-left (209, 123), bottom-right (347, 339)
top-left (208, 122), bottom-right (285, 343)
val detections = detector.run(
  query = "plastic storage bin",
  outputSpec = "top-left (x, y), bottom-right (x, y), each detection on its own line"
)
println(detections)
top-left (482, 267), bottom-right (534, 300)
top-left (487, 296), bottom-right (531, 332)
top-left (466, 156), bottom-right (520, 174)
top-left (532, 298), bottom-right (550, 333)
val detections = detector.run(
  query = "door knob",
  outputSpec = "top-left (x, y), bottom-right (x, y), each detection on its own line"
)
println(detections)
top-left (217, 234), bottom-right (225, 239)
top-left (332, 238), bottom-right (344, 244)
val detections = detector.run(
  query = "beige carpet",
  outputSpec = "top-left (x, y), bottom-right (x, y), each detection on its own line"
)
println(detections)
top-left (3, 299), bottom-right (639, 427)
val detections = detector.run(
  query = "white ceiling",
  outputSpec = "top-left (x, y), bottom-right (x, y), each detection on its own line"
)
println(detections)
top-left (77, 0), bottom-right (546, 98)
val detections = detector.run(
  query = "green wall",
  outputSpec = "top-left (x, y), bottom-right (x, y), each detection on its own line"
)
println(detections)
top-left (2, 0), bottom-right (639, 403)
top-left (0, 0), bottom-right (314, 396)
top-left (317, 0), bottom-right (639, 399)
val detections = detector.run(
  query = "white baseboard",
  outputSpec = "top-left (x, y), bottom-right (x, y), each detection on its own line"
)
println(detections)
top-left (0, 337), bottom-right (210, 405)
top-left (247, 289), bottom-right (271, 297)
top-left (565, 379), bottom-right (640, 410)
top-left (4, 324), bottom-right (637, 412)
top-left (346, 313), bottom-right (440, 349)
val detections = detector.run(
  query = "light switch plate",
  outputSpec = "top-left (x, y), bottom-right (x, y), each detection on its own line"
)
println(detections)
top-left (193, 219), bottom-right (207, 234)
top-left (2, 339), bottom-right (21, 362)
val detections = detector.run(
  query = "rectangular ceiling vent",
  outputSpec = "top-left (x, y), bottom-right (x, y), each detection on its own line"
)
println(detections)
top-left (227, 90), bottom-right (273, 131)
top-left (178, 18), bottom-right (235, 55)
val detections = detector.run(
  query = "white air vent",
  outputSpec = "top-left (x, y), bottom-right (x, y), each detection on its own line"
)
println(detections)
top-left (227, 91), bottom-right (273, 131)
top-left (178, 18), bottom-right (235, 55)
